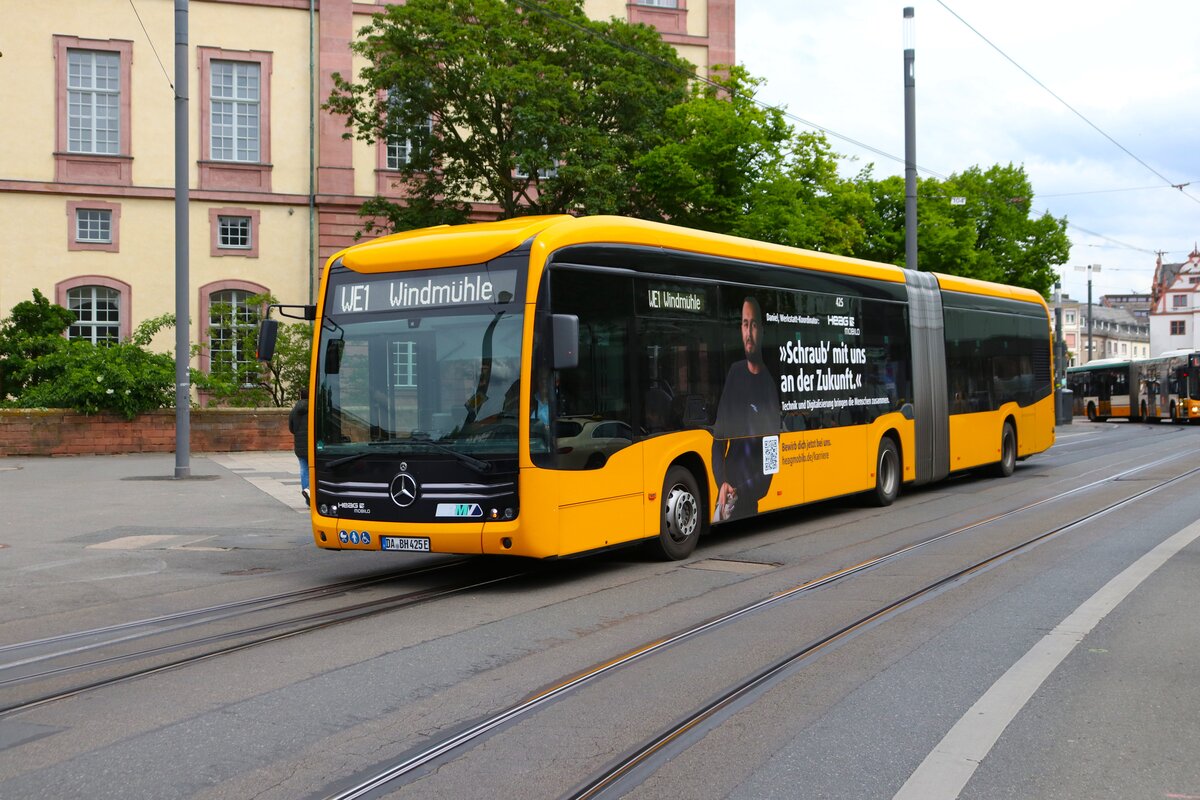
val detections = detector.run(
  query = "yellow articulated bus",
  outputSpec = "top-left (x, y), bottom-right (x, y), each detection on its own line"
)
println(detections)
top-left (1067, 350), bottom-right (1200, 422)
top-left (264, 215), bottom-right (1056, 560)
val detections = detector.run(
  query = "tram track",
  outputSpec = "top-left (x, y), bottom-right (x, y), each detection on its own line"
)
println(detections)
top-left (0, 558), bottom-right (524, 719)
top-left (318, 449), bottom-right (1200, 800)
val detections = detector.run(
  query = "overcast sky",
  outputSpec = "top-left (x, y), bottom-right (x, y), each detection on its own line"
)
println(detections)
top-left (736, 0), bottom-right (1200, 302)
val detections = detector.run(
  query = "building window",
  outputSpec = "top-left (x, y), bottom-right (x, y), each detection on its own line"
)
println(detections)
top-left (66, 200), bottom-right (121, 253)
top-left (208, 289), bottom-right (261, 383)
top-left (56, 276), bottom-right (132, 341)
top-left (54, 36), bottom-right (133, 184)
top-left (210, 61), bottom-right (260, 162)
top-left (66, 286), bottom-right (121, 344)
top-left (76, 209), bottom-right (112, 243)
top-left (198, 48), bottom-right (272, 191)
top-left (628, 0), bottom-right (687, 34)
top-left (384, 92), bottom-right (433, 170)
top-left (68, 50), bottom-right (120, 155)
top-left (1065, 312), bottom-right (1075, 325)
top-left (515, 161), bottom-right (559, 180)
top-left (208, 207), bottom-right (260, 257)
top-left (391, 340), bottom-right (417, 388)
top-left (1172, 294), bottom-right (1188, 308)
top-left (514, 141), bottom-right (559, 180)
top-left (386, 121), bottom-right (432, 170)
top-left (1171, 320), bottom-right (1187, 336)
top-left (220, 216), bottom-right (251, 249)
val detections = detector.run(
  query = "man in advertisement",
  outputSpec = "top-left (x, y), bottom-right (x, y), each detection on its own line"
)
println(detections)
top-left (712, 295), bottom-right (781, 522)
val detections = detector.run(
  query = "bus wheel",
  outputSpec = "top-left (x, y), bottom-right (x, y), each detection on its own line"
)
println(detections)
top-left (993, 422), bottom-right (1017, 478)
top-left (1086, 403), bottom-right (1098, 422)
top-left (870, 438), bottom-right (900, 507)
top-left (652, 466), bottom-right (704, 561)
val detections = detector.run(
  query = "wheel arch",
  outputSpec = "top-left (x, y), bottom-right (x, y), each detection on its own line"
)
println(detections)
top-left (670, 450), bottom-right (710, 514)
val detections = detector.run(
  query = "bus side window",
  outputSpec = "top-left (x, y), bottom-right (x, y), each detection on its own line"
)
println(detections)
top-left (637, 319), bottom-right (720, 436)
top-left (545, 268), bottom-right (635, 470)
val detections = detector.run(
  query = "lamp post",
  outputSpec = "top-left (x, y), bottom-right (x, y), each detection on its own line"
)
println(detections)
top-left (903, 7), bottom-right (917, 270)
top-left (1074, 264), bottom-right (1101, 363)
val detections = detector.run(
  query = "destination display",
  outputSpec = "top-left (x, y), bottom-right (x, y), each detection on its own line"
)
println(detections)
top-left (331, 269), bottom-right (519, 315)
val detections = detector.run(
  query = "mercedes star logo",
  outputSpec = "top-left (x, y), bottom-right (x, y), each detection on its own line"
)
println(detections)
top-left (390, 472), bottom-right (419, 507)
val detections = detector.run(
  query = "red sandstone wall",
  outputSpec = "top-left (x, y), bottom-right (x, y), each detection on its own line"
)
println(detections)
top-left (0, 408), bottom-right (291, 457)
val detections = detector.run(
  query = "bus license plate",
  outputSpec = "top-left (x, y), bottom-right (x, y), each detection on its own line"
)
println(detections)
top-left (381, 536), bottom-right (431, 552)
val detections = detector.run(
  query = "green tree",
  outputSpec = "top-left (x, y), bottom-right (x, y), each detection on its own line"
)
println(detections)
top-left (633, 66), bottom-right (871, 253)
top-left (325, 0), bottom-right (691, 231)
top-left (192, 294), bottom-right (311, 407)
top-left (257, 321), bottom-right (313, 407)
top-left (1, 299), bottom-right (176, 419)
top-left (0, 289), bottom-right (76, 400)
top-left (855, 163), bottom-right (1069, 296)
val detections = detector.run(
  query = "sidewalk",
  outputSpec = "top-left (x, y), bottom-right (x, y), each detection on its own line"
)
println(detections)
top-left (207, 451), bottom-right (309, 514)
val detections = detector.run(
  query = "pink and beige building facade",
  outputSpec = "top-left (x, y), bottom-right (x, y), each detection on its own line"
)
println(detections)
top-left (0, 0), bottom-right (734, 370)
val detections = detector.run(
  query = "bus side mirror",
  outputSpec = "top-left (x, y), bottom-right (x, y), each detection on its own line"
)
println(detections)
top-left (552, 314), bottom-right (579, 370)
top-left (256, 319), bottom-right (279, 361)
top-left (325, 339), bottom-right (344, 375)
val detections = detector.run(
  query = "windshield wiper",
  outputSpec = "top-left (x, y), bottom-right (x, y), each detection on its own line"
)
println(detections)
top-left (408, 433), bottom-right (493, 474)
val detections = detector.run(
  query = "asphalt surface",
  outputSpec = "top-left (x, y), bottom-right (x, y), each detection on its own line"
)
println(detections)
top-left (1, 430), bottom-right (1198, 799)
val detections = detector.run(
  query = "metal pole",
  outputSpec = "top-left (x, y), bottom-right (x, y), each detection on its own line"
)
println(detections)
top-left (903, 7), bottom-right (917, 271)
top-left (174, 0), bottom-right (191, 478)
top-left (1087, 273), bottom-right (1093, 363)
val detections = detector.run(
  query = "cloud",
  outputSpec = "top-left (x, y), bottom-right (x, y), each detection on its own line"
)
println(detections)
top-left (737, 0), bottom-right (1200, 298)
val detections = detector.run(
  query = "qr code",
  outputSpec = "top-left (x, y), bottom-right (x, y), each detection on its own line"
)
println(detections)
top-left (762, 435), bottom-right (780, 475)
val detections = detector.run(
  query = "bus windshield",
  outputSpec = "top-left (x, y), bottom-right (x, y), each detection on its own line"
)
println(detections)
top-left (314, 308), bottom-right (525, 460)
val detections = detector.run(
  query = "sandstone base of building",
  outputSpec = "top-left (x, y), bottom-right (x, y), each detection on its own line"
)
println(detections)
top-left (0, 408), bottom-right (291, 456)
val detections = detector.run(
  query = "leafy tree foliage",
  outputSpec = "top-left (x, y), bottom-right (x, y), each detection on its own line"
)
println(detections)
top-left (0, 295), bottom-right (175, 419)
top-left (326, 0), bottom-right (691, 230)
top-left (633, 66), bottom-right (872, 254)
top-left (0, 289), bottom-right (75, 400)
top-left (192, 293), bottom-right (311, 407)
top-left (0, 290), bottom-right (311, 417)
top-left (855, 164), bottom-right (1069, 296)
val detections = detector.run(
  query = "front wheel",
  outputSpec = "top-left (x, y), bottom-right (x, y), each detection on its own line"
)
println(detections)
top-left (650, 465), bottom-right (705, 560)
top-left (992, 421), bottom-right (1017, 478)
top-left (869, 438), bottom-right (900, 507)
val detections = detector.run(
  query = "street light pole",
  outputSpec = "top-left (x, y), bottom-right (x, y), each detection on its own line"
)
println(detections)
top-left (903, 7), bottom-right (917, 271)
top-left (174, 0), bottom-right (191, 478)
top-left (1075, 264), bottom-right (1101, 363)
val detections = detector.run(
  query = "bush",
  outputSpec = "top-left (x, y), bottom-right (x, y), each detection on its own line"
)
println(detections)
top-left (20, 339), bottom-right (176, 419)
top-left (0, 289), bottom-right (76, 400)
top-left (0, 290), bottom-right (311, 417)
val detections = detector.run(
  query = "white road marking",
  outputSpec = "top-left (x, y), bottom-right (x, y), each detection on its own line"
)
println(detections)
top-left (893, 518), bottom-right (1200, 800)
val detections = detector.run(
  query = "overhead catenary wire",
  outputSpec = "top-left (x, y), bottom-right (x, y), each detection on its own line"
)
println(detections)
top-left (937, 0), bottom-right (1200, 208)
top-left (128, 0), bottom-right (174, 91)
top-left (511, 0), bottom-right (1169, 256)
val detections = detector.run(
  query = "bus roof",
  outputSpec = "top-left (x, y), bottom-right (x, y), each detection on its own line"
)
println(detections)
top-left (336, 215), bottom-right (1047, 307)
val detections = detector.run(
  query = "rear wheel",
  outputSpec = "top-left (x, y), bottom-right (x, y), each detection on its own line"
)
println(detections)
top-left (992, 421), bottom-right (1017, 478)
top-left (650, 465), bottom-right (705, 560)
top-left (1087, 402), bottom-right (1098, 422)
top-left (869, 438), bottom-right (900, 507)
